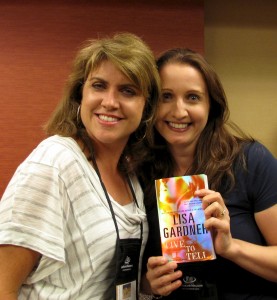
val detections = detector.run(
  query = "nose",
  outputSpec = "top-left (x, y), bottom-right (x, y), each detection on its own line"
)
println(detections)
top-left (101, 89), bottom-right (120, 109)
top-left (172, 98), bottom-right (188, 118)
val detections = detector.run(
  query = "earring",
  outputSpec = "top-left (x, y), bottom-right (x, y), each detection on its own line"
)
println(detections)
top-left (77, 105), bottom-right (81, 124)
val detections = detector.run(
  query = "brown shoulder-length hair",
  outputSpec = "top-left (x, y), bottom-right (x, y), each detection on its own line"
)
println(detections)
top-left (44, 32), bottom-right (161, 173)
top-left (140, 48), bottom-right (254, 205)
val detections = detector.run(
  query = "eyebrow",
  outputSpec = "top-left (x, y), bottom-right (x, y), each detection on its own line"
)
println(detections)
top-left (87, 76), bottom-right (105, 82)
top-left (161, 89), bottom-right (206, 99)
top-left (88, 76), bottom-right (139, 89)
top-left (187, 89), bottom-right (206, 95)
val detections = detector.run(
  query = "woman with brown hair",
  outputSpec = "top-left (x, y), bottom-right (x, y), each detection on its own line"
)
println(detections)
top-left (140, 48), bottom-right (277, 299)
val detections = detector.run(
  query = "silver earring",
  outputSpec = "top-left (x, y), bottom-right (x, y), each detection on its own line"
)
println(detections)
top-left (77, 105), bottom-right (81, 124)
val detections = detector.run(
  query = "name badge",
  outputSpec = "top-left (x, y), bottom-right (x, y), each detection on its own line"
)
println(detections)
top-left (115, 238), bottom-right (142, 300)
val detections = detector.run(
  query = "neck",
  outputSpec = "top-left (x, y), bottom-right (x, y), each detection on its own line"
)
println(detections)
top-left (77, 136), bottom-right (133, 206)
top-left (77, 136), bottom-right (125, 172)
top-left (169, 145), bottom-right (194, 177)
top-left (94, 151), bottom-right (133, 206)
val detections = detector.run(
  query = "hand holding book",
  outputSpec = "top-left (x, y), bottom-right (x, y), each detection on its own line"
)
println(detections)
top-left (146, 174), bottom-right (231, 298)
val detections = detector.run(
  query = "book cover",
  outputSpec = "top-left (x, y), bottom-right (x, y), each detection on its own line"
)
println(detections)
top-left (155, 174), bottom-right (216, 263)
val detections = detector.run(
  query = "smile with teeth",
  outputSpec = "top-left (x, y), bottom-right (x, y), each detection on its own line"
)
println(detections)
top-left (168, 121), bottom-right (189, 129)
top-left (98, 114), bottom-right (120, 122)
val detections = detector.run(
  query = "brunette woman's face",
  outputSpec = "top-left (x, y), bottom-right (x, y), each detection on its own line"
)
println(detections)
top-left (155, 63), bottom-right (210, 154)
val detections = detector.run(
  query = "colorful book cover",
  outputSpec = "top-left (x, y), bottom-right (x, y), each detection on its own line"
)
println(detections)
top-left (155, 174), bottom-right (216, 263)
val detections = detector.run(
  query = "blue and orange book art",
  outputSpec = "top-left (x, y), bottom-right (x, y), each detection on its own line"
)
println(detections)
top-left (155, 174), bottom-right (216, 263)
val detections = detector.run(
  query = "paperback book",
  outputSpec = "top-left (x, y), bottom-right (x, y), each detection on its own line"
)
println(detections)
top-left (155, 174), bottom-right (216, 263)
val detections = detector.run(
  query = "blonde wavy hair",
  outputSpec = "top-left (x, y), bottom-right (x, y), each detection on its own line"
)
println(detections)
top-left (44, 32), bottom-right (160, 142)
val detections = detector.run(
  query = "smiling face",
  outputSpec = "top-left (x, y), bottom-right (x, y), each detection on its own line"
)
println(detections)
top-left (155, 62), bottom-right (210, 155)
top-left (80, 59), bottom-right (146, 151)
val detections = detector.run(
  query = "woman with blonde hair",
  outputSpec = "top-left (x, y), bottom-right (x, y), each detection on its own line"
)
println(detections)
top-left (0, 32), bottom-right (160, 300)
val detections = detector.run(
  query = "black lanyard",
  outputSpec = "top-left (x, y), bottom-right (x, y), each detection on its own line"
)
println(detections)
top-left (91, 155), bottom-right (143, 241)
top-left (91, 155), bottom-right (143, 299)
top-left (79, 132), bottom-right (143, 299)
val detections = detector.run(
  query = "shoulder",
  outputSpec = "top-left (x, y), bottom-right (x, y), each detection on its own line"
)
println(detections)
top-left (243, 141), bottom-right (277, 171)
top-left (12, 135), bottom-right (88, 187)
top-left (27, 135), bottom-right (84, 168)
top-left (241, 141), bottom-right (277, 211)
top-left (244, 141), bottom-right (275, 157)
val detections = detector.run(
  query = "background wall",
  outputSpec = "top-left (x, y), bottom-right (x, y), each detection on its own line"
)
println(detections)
top-left (3, 0), bottom-right (275, 198)
top-left (205, 0), bottom-right (277, 156)
top-left (0, 0), bottom-right (204, 196)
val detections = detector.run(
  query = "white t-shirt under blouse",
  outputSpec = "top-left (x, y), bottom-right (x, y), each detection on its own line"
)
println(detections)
top-left (0, 135), bottom-right (149, 300)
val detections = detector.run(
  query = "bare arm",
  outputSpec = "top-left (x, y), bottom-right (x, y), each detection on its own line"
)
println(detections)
top-left (222, 204), bottom-right (277, 282)
top-left (0, 245), bottom-right (41, 300)
top-left (199, 189), bottom-right (277, 282)
top-left (145, 194), bottom-right (277, 296)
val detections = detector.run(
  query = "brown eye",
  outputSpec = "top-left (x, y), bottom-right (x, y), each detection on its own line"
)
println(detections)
top-left (121, 87), bottom-right (137, 97)
top-left (188, 94), bottom-right (200, 101)
top-left (161, 92), bottom-right (172, 102)
top-left (92, 82), bottom-right (106, 90)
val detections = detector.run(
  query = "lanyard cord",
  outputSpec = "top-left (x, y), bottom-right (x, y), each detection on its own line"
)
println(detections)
top-left (77, 132), bottom-right (142, 239)
top-left (92, 155), bottom-right (143, 300)
top-left (126, 175), bottom-right (143, 241)
top-left (91, 154), bottom-right (143, 241)
top-left (78, 132), bottom-right (143, 299)
top-left (91, 151), bottom-right (143, 300)
top-left (91, 154), bottom-right (120, 237)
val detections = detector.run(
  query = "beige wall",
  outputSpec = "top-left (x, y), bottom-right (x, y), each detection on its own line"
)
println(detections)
top-left (205, 0), bottom-right (277, 157)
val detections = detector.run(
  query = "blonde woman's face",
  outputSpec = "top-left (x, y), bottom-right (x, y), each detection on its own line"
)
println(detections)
top-left (155, 63), bottom-right (210, 155)
top-left (80, 60), bottom-right (146, 150)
